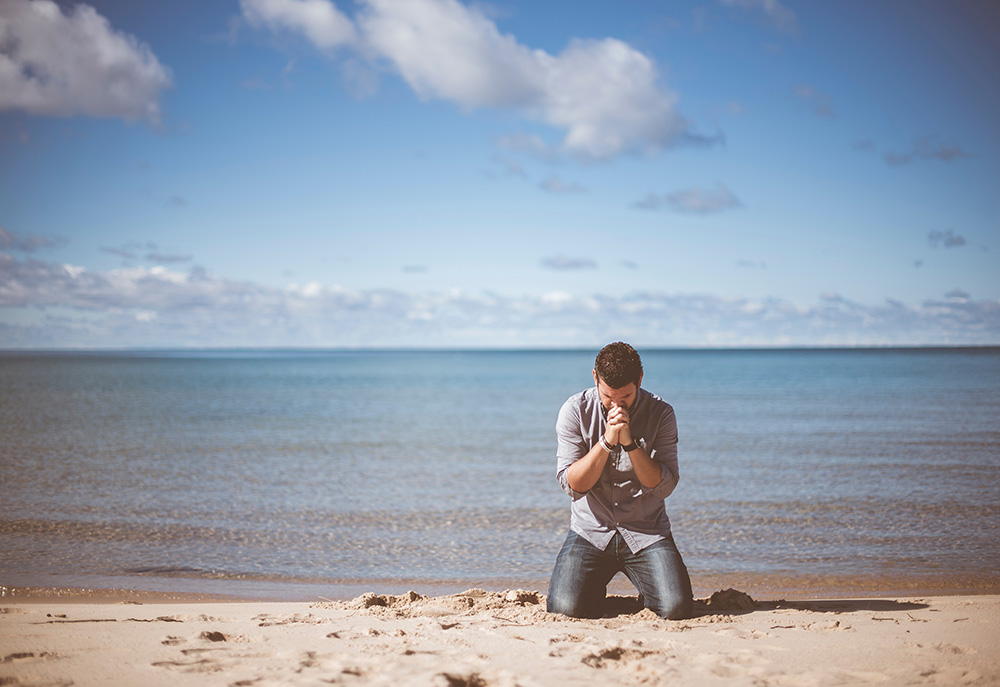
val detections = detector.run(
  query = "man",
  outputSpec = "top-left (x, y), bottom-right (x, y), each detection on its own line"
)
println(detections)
top-left (546, 342), bottom-right (694, 619)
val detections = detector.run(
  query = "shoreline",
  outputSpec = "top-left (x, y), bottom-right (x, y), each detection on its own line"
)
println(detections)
top-left (6, 582), bottom-right (1000, 606)
top-left (3, 569), bottom-right (998, 605)
top-left (2, 588), bottom-right (997, 686)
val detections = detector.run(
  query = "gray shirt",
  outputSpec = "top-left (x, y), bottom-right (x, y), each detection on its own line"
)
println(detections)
top-left (555, 386), bottom-right (680, 554)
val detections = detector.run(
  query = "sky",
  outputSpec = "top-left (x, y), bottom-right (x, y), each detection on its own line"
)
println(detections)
top-left (1, 0), bottom-right (998, 348)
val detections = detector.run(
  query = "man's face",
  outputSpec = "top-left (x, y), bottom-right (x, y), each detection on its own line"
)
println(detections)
top-left (593, 370), bottom-right (642, 414)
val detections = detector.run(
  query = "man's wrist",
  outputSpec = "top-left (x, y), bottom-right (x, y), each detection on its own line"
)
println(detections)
top-left (598, 435), bottom-right (615, 452)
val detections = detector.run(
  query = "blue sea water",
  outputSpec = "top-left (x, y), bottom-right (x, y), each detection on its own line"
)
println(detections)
top-left (1, 348), bottom-right (998, 600)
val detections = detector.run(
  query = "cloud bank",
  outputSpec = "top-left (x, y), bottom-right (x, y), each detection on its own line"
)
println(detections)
top-left (0, 0), bottom-right (172, 123)
top-left (241, 0), bottom-right (694, 159)
top-left (2, 253), bottom-right (997, 348)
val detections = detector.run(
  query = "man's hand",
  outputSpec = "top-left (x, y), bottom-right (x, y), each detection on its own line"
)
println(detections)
top-left (604, 402), bottom-right (631, 446)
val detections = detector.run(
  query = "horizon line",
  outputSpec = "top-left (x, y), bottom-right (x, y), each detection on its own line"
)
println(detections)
top-left (2, 344), bottom-right (998, 354)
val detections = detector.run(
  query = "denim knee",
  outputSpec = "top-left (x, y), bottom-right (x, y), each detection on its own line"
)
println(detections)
top-left (647, 594), bottom-right (693, 620)
top-left (546, 590), bottom-right (592, 618)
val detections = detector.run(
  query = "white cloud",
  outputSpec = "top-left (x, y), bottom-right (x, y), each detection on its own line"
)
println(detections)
top-left (243, 0), bottom-right (694, 159)
top-left (240, 0), bottom-right (356, 49)
top-left (2, 254), bottom-right (998, 348)
top-left (358, 0), bottom-right (540, 109)
top-left (536, 36), bottom-right (685, 158)
top-left (0, 0), bottom-right (172, 123)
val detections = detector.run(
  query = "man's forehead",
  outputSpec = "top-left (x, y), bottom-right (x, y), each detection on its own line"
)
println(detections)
top-left (597, 380), bottom-right (637, 395)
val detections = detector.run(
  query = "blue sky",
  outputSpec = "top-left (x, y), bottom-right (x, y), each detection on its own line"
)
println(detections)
top-left (1, 0), bottom-right (997, 348)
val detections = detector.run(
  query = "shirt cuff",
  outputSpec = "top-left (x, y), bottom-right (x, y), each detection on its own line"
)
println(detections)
top-left (557, 470), bottom-right (588, 500)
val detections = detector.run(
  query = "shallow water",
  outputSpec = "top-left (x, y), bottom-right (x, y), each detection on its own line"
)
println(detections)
top-left (2, 348), bottom-right (998, 599)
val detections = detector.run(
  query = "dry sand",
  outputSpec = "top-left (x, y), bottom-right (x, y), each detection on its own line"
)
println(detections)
top-left (1, 588), bottom-right (997, 686)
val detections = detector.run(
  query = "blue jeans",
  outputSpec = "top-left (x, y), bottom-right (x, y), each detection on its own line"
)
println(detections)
top-left (547, 530), bottom-right (694, 619)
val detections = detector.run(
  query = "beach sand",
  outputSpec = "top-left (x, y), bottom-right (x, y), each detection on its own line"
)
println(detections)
top-left (1, 588), bottom-right (997, 687)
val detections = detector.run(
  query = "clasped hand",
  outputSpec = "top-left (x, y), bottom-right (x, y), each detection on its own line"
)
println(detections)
top-left (604, 402), bottom-right (631, 446)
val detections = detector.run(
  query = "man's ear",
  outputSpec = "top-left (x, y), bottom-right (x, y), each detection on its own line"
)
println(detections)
top-left (637, 371), bottom-right (644, 388)
top-left (592, 368), bottom-right (599, 385)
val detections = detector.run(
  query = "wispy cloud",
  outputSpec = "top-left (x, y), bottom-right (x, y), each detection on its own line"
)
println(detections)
top-left (0, 0), bottom-right (172, 124)
top-left (0, 226), bottom-right (65, 252)
top-left (100, 242), bottom-right (193, 264)
top-left (489, 155), bottom-right (526, 179)
top-left (146, 252), bottom-right (194, 264)
top-left (928, 230), bottom-right (966, 249)
top-left (718, 0), bottom-right (798, 33)
top-left (541, 256), bottom-right (597, 270)
top-left (886, 137), bottom-right (972, 167)
top-left (2, 255), bottom-right (997, 348)
top-left (540, 176), bottom-right (586, 194)
top-left (635, 183), bottom-right (741, 214)
top-left (496, 133), bottom-right (559, 161)
top-left (793, 85), bottom-right (836, 118)
top-left (241, 0), bottom-right (707, 160)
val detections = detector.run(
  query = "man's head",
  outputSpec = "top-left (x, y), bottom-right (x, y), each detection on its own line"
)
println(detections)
top-left (592, 342), bottom-right (644, 411)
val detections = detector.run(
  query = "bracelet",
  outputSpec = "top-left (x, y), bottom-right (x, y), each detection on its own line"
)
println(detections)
top-left (621, 439), bottom-right (638, 452)
top-left (598, 436), bottom-right (615, 453)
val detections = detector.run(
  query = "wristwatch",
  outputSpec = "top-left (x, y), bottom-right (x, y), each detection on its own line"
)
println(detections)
top-left (621, 438), bottom-right (639, 452)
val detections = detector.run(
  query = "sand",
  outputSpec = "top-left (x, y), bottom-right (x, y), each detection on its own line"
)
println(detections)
top-left (1, 588), bottom-right (997, 687)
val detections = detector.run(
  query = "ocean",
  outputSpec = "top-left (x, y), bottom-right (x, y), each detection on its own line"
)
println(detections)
top-left (1, 348), bottom-right (998, 600)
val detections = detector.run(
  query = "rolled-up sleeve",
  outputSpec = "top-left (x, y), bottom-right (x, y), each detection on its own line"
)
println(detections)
top-left (555, 396), bottom-right (589, 500)
top-left (644, 404), bottom-right (679, 500)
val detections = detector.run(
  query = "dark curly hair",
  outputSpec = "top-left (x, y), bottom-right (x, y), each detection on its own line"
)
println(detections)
top-left (594, 342), bottom-right (643, 389)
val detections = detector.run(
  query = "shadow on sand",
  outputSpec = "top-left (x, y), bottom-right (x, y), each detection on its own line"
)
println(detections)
top-left (603, 588), bottom-right (930, 618)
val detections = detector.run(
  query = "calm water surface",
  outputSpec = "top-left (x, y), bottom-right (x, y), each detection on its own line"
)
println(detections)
top-left (1, 348), bottom-right (998, 599)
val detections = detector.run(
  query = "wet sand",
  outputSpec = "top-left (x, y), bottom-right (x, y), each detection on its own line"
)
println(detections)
top-left (2, 588), bottom-right (997, 686)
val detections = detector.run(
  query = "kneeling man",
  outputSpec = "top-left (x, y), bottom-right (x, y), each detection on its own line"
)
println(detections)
top-left (547, 342), bottom-right (693, 619)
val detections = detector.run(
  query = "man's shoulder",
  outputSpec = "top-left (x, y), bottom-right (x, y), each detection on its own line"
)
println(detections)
top-left (561, 387), bottom-right (595, 410)
top-left (637, 388), bottom-right (674, 416)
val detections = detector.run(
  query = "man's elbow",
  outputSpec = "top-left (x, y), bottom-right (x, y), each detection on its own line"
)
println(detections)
top-left (650, 470), bottom-right (679, 498)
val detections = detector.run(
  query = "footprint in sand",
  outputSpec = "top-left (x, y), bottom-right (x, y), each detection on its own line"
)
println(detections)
top-left (2, 652), bottom-right (57, 663)
top-left (436, 672), bottom-right (488, 687)
top-left (581, 646), bottom-right (655, 669)
top-left (150, 657), bottom-right (223, 674)
top-left (254, 613), bottom-right (333, 627)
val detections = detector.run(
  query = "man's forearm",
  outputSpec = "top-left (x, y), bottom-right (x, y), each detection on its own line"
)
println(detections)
top-left (565, 442), bottom-right (611, 493)
top-left (624, 445), bottom-right (662, 489)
